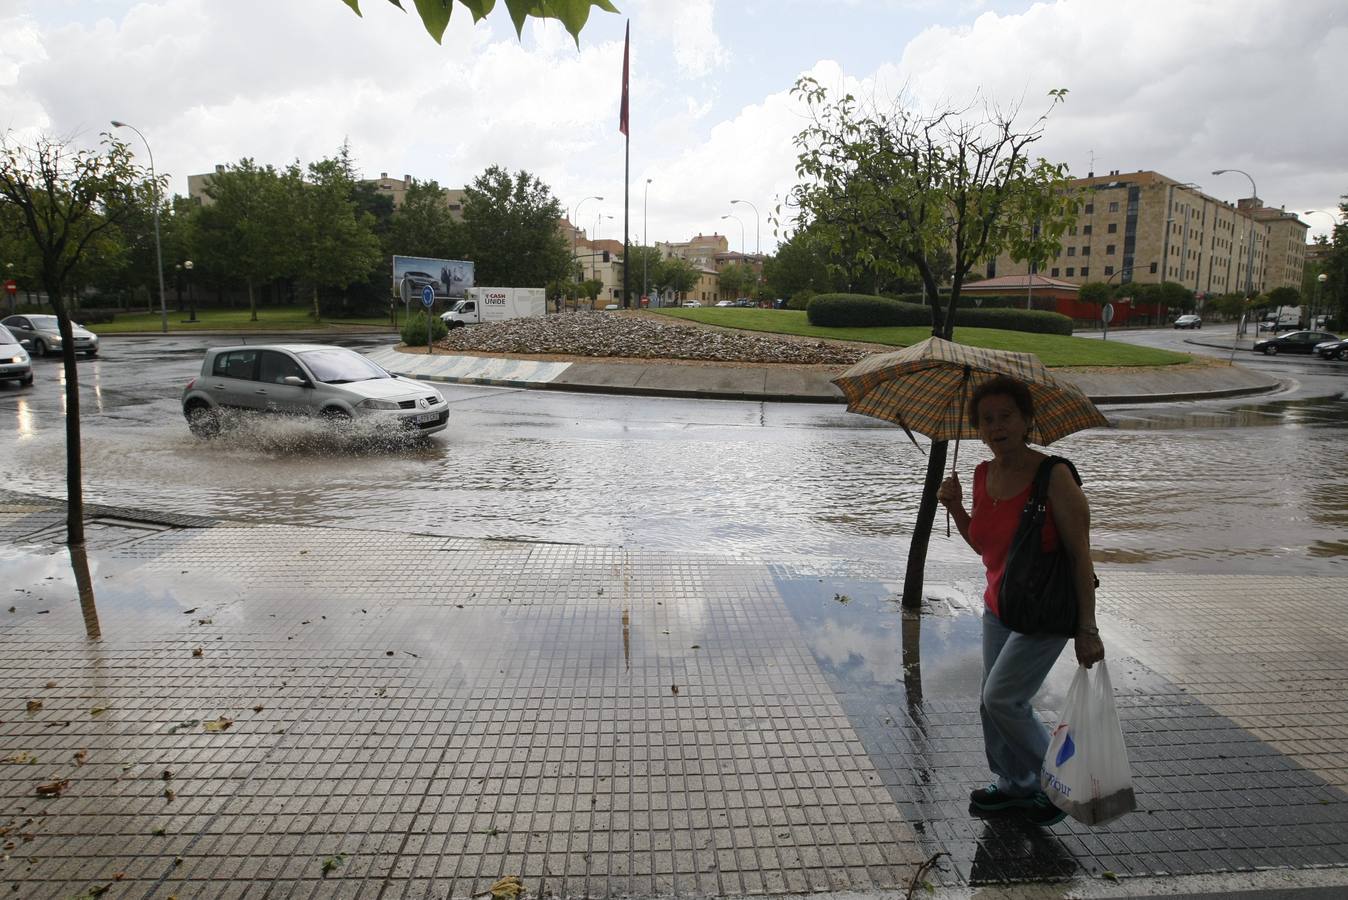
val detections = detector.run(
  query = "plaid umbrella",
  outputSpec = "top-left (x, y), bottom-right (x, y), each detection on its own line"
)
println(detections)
top-left (831, 336), bottom-right (1108, 446)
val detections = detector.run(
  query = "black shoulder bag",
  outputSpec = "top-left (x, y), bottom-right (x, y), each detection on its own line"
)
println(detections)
top-left (997, 456), bottom-right (1097, 636)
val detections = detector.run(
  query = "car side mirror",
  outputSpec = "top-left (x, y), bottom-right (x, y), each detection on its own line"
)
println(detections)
top-left (19, 339), bottom-right (32, 351)
top-left (282, 376), bottom-right (310, 388)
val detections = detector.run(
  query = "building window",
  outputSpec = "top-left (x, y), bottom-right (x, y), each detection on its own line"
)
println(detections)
top-left (1083, 224), bottom-right (1092, 235)
top-left (1080, 267), bottom-right (1089, 277)
top-left (1104, 265), bottom-right (1114, 276)
top-left (1106, 244), bottom-right (1116, 255)
top-left (1067, 247), bottom-right (1076, 257)
top-left (1149, 262), bottom-right (1158, 274)
top-left (1108, 201), bottom-right (1119, 212)
top-left (1107, 223), bottom-right (1117, 233)
top-left (1081, 246), bottom-right (1091, 256)
top-left (1068, 226), bottom-right (1077, 236)
top-left (1051, 267), bottom-right (1060, 277)
top-left (1084, 203), bottom-right (1094, 214)
top-left (1066, 267), bottom-right (1075, 277)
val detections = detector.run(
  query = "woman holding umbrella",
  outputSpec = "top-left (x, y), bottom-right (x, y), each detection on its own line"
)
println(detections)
top-left (937, 375), bottom-right (1104, 826)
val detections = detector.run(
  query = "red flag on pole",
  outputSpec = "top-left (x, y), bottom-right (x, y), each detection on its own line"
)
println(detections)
top-left (619, 20), bottom-right (630, 136)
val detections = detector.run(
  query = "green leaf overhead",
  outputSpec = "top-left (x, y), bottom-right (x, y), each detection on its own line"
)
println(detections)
top-left (339, 0), bottom-right (618, 44)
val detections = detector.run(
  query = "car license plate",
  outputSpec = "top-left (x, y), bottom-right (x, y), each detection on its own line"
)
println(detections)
top-left (414, 412), bottom-right (439, 424)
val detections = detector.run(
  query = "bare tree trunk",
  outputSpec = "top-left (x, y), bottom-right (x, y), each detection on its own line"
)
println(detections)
top-left (248, 277), bottom-right (258, 322)
top-left (70, 542), bottom-right (100, 639)
top-left (901, 439), bottom-right (948, 608)
top-left (52, 299), bottom-right (85, 545)
top-left (312, 284), bottom-right (321, 320)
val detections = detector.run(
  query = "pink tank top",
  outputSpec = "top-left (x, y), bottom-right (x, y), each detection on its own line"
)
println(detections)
top-left (968, 460), bottom-right (1060, 617)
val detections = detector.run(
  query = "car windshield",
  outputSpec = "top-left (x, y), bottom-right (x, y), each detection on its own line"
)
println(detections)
top-left (0, 325), bottom-right (13, 343)
top-left (298, 348), bottom-right (388, 384)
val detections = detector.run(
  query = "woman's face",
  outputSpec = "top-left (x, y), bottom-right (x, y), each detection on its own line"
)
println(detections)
top-left (975, 392), bottom-right (1030, 452)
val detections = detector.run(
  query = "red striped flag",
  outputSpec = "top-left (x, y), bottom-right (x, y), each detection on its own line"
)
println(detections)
top-left (619, 20), bottom-right (630, 136)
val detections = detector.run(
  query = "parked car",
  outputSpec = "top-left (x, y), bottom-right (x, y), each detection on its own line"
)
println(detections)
top-left (181, 344), bottom-right (448, 437)
top-left (682, 301), bottom-right (702, 308)
top-left (1173, 314), bottom-right (1202, 329)
top-left (733, 298), bottom-right (754, 307)
top-left (0, 324), bottom-right (34, 387)
top-left (714, 299), bottom-right (735, 307)
top-left (0, 314), bottom-right (99, 357)
top-left (1313, 337), bottom-right (1348, 361)
top-left (1251, 330), bottom-right (1340, 356)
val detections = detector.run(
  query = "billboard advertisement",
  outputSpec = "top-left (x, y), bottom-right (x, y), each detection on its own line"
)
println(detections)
top-left (392, 255), bottom-right (474, 302)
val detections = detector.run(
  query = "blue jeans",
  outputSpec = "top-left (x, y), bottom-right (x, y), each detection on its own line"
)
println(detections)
top-left (981, 611), bottom-right (1068, 796)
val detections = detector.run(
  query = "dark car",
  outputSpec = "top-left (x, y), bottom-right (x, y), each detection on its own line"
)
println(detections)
top-left (1173, 314), bottom-right (1201, 329)
top-left (1314, 337), bottom-right (1348, 361)
top-left (1252, 330), bottom-right (1340, 356)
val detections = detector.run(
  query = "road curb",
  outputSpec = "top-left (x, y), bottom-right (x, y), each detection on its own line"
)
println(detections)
top-left (391, 370), bottom-right (845, 403)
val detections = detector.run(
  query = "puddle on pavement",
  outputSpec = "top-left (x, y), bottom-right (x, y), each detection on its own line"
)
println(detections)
top-left (2, 539), bottom-right (246, 642)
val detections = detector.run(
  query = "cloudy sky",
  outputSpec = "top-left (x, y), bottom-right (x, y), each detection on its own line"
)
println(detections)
top-left (3, 0), bottom-right (1345, 251)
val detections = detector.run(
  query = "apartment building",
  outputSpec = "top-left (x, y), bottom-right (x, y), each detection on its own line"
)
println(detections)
top-left (990, 170), bottom-right (1308, 298)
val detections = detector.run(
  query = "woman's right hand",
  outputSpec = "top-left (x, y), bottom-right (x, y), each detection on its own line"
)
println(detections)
top-left (937, 473), bottom-right (962, 510)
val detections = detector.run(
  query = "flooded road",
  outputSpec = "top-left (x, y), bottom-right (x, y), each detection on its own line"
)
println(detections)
top-left (1, 333), bottom-right (1345, 575)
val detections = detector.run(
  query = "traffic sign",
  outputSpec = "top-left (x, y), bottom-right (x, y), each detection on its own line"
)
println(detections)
top-left (3, 279), bottom-right (15, 295)
top-left (1102, 302), bottom-right (1114, 324)
top-left (421, 285), bottom-right (436, 309)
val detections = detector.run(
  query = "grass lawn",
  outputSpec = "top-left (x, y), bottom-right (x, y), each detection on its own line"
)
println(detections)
top-left (653, 308), bottom-right (1190, 367)
top-left (86, 306), bottom-right (392, 334)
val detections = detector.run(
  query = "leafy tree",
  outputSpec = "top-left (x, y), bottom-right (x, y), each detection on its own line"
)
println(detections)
top-left (624, 244), bottom-right (663, 298)
top-left (654, 256), bottom-right (699, 297)
top-left (786, 80), bottom-right (1077, 608)
top-left (337, 0), bottom-right (617, 44)
top-left (287, 156), bottom-right (382, 318)
top-left (579, 278), bottom-right (603, 302)
top-left (1157, 281), bottom-right (1194, 320)
top-left (194, 159), bottom-right (290, 321)
top-left (717, 261), bottom-right (754, 299)
top-left (1266, 285), bottom-right (1300, 308)
top-left (1077, 281), bottom-right (1112, 306)
top-left (0, 133), bottom-right (149, 544)
top-left (388, 178), bottom-right (466, 261)
top-left (462, 165), bottom-right (571, 288)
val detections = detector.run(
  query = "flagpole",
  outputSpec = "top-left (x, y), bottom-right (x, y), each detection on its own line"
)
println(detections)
top-left (620, 20), bottom-right (632, 309)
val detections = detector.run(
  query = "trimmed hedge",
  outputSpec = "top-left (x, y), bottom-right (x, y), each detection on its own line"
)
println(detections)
top-left (787, 290), bottom-right (815, 311)
top-left (73, 308), bottom-right (118, 325)
top-left (806, 292), bottom-right (1072, 335)
top-left (401, 311), bottom-right (448, 346)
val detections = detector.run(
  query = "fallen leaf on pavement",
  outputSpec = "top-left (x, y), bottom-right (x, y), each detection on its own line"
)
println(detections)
top-left (670, 685), bottom-right (679, 695)
top-left (3, 752), bottom-right (37, 764)
top-left (203, 716), bottom-right (233, 733)
top-left (73, 750), bottom-right (87, 766)
top-left (253, 705), bottom-right (264, 713)
top-left (90, 706), bottom-right (107, 716)
top-left (44, 681), bottom-right (57, 688)
top-left (191, 647), bottom-right (203, 658)
top-left (35, 779), bottom-right (70, 797)
top-left (321, 853), bottom-right (347, 875)
top-left (161, 769), bottom-right (173, 781)
top-left (484, 875), bottom-right (526, 900)
top-left (26, 700), bottom-right (42, 713)
top-left (163, 788), bottom-right (176, 802)
top-left (166, 719), bottom-right (199, 733)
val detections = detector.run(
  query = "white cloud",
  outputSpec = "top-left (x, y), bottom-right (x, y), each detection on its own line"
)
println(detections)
top-left (4, 0), bottom-right (1345, 251)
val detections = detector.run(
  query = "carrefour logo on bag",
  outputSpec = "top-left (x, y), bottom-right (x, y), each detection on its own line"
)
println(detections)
top-left (1055, 732), bottom-right (1076, 767)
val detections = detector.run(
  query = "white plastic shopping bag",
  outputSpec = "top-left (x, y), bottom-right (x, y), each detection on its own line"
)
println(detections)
top-left (1041, 661), bottom-right (1137, 825)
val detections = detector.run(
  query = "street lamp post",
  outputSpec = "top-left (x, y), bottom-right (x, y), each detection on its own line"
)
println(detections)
top-left (1213, 168), bottom-right (1259, 300)
top-left (643, 178), bottom-right (653, 304)
top-left (730, 199), bottom-right (760, 299)
top-left (111, 120), bottom-right (168, 335)
top-left (1304, 210), bottom-right (1339, 327)
top-left (571, 195), bottom-right (603, 307)
top-left (721, 214), bottom-right (745, 303)
top-left (184, 259), bottom-right (196, 322)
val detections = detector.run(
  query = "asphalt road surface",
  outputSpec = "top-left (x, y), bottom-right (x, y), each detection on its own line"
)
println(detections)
top-left (2, 330), bottom-right (1344, 577)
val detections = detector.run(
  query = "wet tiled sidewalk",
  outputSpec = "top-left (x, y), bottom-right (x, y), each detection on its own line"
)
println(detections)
top-left (2, 505), bottom-right (1347, 899)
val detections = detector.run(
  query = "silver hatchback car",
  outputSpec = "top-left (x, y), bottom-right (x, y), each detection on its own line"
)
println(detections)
top-left (181, 344), bottom-right (448, 437)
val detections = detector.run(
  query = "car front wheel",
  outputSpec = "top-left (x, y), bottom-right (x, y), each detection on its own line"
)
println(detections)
top-left (1264, 345), bottom-right (1278, 356)
top-left (34, 339), bottom-right (48, 358)
top-left (185, 402), bottom-right (221, 438)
